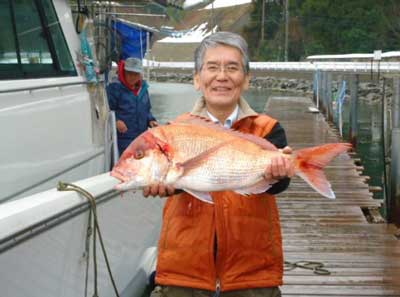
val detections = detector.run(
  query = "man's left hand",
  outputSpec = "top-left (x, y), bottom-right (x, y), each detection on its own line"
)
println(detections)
top-left (264, 146), bottom-right (294, 181)
top-left (149, 121), bottom-right (158, 128)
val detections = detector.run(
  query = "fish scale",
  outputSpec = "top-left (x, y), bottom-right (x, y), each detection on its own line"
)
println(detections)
top-left (175, 143), bottom-right (274, 192)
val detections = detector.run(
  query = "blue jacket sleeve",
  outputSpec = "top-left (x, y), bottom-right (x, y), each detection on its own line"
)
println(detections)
top-left (106, 83), bottom-right (120, 120)
top-left (146, 90), bottom-right (156, 124)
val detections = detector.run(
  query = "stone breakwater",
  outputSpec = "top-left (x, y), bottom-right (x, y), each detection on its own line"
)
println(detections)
top-left (149, 71), bottom-right (393, 105)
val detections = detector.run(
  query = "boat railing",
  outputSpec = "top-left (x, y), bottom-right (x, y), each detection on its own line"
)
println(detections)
top-left (144, 60), bottom-right (400, 75)
top-left (0, 80), bottom-right (103, 94)
top-left (0, 173), bottom-right (118, 253)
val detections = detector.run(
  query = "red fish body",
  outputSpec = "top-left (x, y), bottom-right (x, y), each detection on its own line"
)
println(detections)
top-left (111, 116), bottom-right (351, 203)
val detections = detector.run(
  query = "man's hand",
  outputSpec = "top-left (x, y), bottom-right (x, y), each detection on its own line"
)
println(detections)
top-left (116, 120), bottom-right (128, 133)
top-left (149, 120), bottom-right (159, 128)
top-left (264, 146), bottom-right (294, 181)
top-left (143, 183), bottom-right (175, 198)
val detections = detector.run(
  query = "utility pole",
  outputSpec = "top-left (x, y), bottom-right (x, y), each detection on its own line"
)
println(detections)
top-left (210, 1), bottom-right (214, 29)
top-left (261, 0), bottom-right (265, 42)
top-left (284, 0), bottom-right (289, 61)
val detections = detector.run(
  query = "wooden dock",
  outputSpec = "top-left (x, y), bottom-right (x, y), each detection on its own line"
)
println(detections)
top-left (265, 96), bottom-right (400, 297)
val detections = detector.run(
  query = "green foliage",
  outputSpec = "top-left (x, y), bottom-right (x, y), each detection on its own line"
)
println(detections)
top-left (300, 0), bottom-right (388, 55)
top-left (243, 0), bottom-right (400, 61)
top-left (243, 0), bottom-right (286, 61)
top-left (257, 40), bottom-right (283, 61)
top-left (165, 6), bottom-right (186, 24)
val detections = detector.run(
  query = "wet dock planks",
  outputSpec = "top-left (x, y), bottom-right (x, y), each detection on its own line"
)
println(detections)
top-left (265, 96), bottom-right (400, 296)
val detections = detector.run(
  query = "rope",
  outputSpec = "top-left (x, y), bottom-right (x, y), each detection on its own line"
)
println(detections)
top-left (84, 210), bottom-right (92, 297)
top-left (284, 260), bottom-right (331, 275)
top-left (57, 182), bottom-right (120, 297)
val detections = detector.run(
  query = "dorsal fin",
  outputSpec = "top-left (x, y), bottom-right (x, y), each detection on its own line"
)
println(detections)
top-left (171, 114), bottom-right (278, 151)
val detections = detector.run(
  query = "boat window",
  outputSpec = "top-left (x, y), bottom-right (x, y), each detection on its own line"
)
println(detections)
top-left (0, 0), bottom-right (76, 79)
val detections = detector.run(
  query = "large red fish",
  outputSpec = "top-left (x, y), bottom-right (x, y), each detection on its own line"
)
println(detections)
top-left (111, 116), bottom-right (351, 203)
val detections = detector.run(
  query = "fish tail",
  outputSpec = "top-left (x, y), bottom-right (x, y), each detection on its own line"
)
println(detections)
top-left (293, 143), bottom-right (351, 199)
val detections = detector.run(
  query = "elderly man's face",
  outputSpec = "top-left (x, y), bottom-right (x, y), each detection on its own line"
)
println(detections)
top-left (194, 45), bottom-right (250, 109)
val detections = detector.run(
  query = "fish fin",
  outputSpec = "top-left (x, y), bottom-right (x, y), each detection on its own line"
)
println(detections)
top-left (180, 141), bottom-right (232, 173)
top-left (172, 114), bottom-right (278, 151)
top-left (294, 143), bottom-right (351, 199)
top-left (164, 163), bottom-right (185, 184)
top-left (235, 179), bottom-right (273, 195)
top-left (183, 189), bottom-right (214, 204)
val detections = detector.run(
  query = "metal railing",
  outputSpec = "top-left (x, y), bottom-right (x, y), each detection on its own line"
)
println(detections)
top-left (145, 60), bottom-right (400, 75)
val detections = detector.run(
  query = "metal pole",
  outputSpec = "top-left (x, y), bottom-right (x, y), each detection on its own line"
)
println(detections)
top-left (349, 74), bottom-right (359, 148)
top-left (316, 70), bottom-right (320, 110)
top-left (326, 72), bottom-right (333, 122)
top-left (335, 75), bottom-right (343, 126)
top-left (284, 0), bottom-right (289, 61)
top-left (110, 111), bottom-right (119, 165)
top-left (371, 108), bottom-right (381, 142)
top-left (389, 78), bottom-right (400, 224)
top-left (104, 110), bottom-right (111, 171)
top-left (390, 128), bottom-right (400, 225)
top-left (146, 31), bottom-right (151, 82)
top-left (393, 78), bottom-right (400, 129)
top-left (320, 71), bottom-right (327, 115)
top-left (261, 0), bottom-right (265, 42)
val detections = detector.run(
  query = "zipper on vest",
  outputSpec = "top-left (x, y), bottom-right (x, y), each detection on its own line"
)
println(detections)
top-left (213, 278), bottom-right (221, 297)
top-left (213, 201), bottom-right (222, 297)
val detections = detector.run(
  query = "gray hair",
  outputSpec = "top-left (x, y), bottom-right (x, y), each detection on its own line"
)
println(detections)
top-left (194, 31), bottom-right (250, 74)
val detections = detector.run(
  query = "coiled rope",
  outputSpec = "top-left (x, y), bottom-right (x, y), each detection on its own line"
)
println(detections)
top-left (57, 182), bottom-right (120, 297)
top-left (284, 260), bottom-right (331, 275)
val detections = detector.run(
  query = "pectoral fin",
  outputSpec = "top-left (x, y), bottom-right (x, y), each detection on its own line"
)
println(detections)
top-left (180, 141), bottom-right (232, 174)
top-left (183, 189), bottom-right (214, 204)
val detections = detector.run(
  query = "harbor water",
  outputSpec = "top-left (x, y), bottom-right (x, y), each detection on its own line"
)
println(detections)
top-left (149, 82), bottom-right (270, 124)
top-left (340, 99), bottom-right (386, 207)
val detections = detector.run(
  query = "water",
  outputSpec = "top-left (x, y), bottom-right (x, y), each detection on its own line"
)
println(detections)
top-left (149, 82), bottom-right (200, 124)
top-left (149, 82), bottom-right (270, 124)
top-left (340, 99), bottom-right (386, 203)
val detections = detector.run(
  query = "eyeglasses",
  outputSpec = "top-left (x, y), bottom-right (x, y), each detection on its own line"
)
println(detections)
top-left (202, 63), bottom-right (243, 75)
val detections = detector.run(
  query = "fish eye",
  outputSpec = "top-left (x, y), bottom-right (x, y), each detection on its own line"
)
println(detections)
top-left (134, 150), bottom-right (144, 159)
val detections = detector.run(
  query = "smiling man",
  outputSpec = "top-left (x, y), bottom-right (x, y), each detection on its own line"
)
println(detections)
top-left (148, 32), bottom-right (293, 297)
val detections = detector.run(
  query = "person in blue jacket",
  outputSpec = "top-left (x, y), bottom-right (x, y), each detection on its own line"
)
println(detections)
top-left (107, 57), bottom-right (158, 156)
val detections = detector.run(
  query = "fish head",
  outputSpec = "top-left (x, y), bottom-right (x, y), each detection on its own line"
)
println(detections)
top-left (111, 130), bottom-right (173, 191)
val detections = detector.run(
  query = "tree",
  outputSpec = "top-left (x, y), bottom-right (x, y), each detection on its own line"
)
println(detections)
top-left (300, 0), bottom-right (387, 55)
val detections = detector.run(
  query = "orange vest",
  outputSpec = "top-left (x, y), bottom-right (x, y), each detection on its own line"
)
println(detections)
top-left (155, 115), bottom-right (283, 292)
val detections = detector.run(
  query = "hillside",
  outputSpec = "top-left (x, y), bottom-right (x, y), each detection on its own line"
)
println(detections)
top-left (150, 3), bottom-right (253, 61)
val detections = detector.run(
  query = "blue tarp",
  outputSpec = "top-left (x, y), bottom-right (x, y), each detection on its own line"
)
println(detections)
top-left (111, 20), bottom-right (153, 60)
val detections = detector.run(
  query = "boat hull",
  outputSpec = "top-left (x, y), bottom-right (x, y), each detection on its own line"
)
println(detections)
top-left (0, 173), bottom-right (163, 297)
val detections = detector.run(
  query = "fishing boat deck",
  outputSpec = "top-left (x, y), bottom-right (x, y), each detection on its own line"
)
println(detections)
top-left (265, 96), bottom-right (400, 297)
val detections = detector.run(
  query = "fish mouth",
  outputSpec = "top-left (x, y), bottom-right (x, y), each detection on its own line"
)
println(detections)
top-left (111, 170), bottom-right (132, 191)
top-left (110, 168), bottom-right (130, 182)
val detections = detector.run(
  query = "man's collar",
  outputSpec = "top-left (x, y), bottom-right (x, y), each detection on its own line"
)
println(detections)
top-left (191, 96), bottom-right (258, 121)
top-left (206, 105), bottom-right (239, 128)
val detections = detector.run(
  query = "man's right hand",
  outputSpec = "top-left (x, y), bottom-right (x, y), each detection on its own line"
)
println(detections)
top-left (143, 183), bottom-right (175, 198)
top-left (116, 120), bottom-right (128, 133)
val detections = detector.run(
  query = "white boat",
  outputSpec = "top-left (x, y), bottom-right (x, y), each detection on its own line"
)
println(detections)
top-left (0, 1), bottom-right (163, 296)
